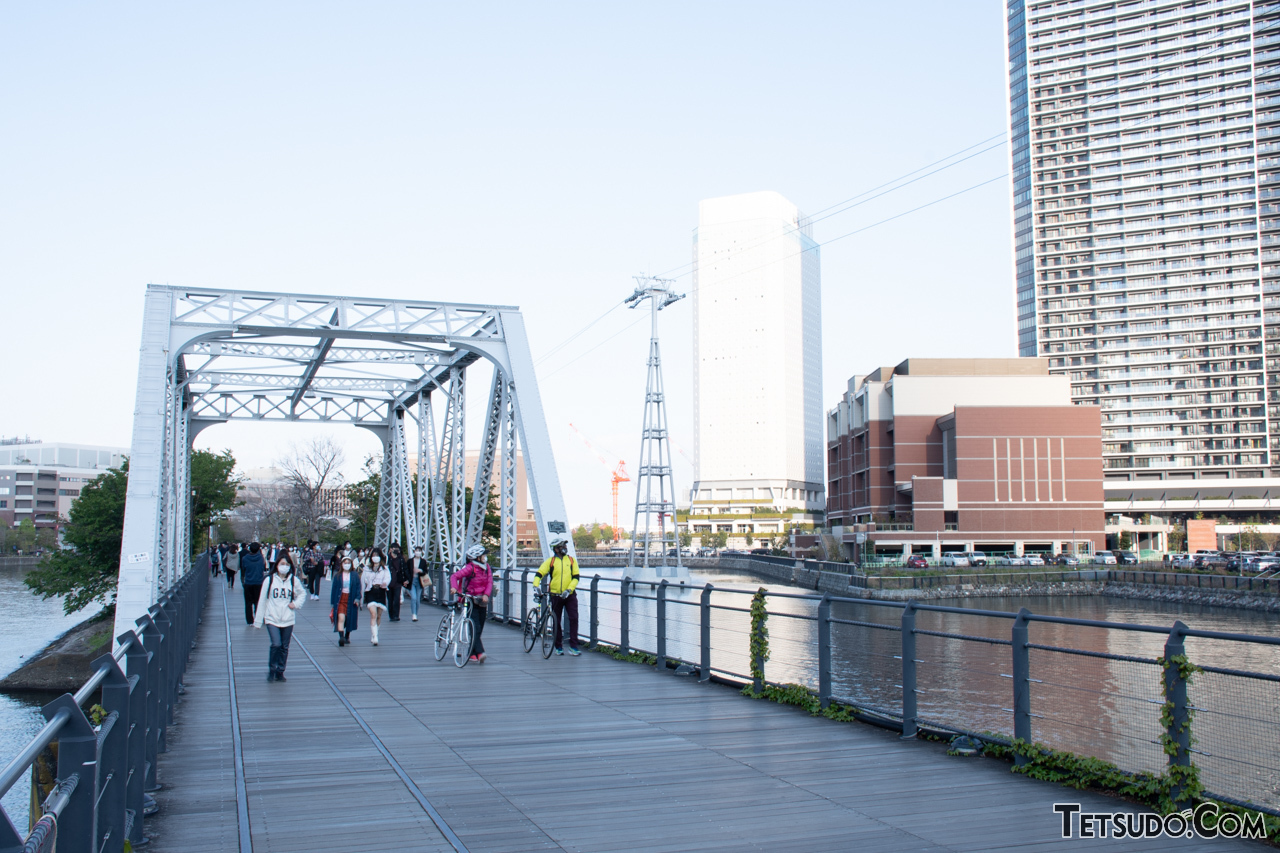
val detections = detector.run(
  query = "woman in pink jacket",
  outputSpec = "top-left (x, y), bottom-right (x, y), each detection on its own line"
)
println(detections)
top-left (451, 544), bottom-right (494, 663)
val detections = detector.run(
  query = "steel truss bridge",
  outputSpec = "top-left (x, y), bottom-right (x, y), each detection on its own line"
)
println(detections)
top-left (114, 285), bottom-right (570, 640)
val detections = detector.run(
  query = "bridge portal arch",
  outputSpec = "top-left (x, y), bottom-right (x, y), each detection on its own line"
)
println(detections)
top-left (114, 285), bottom-right (571, 641)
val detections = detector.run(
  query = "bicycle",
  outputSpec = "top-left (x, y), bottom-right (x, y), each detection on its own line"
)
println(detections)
top-left (434, 593), bottom-right (475, 667)
top-left (521, 588), bottom-right (556, 659)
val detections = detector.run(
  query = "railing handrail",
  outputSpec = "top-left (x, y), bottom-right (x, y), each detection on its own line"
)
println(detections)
top-left (0, 554), bottom-right (209, 853)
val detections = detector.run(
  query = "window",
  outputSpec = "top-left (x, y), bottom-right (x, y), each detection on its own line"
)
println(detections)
top-left (35, 501), bottom-right (55, 509)
top-left (15, 486), bottom-right (31, 495)
top-left (15, 500), bottom-right (31, 508)
top-left (36, 488), bottom-right (55, 496)
top-left (58, 489), bottom-right (79, 497)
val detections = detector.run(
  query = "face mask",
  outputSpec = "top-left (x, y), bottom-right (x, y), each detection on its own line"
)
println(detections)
top-left (372, 556), bottom-right (381, 564)
top-left (277, 563), bottom-right (289, 574)
top-left (342, 561), bottom-right (352, 570)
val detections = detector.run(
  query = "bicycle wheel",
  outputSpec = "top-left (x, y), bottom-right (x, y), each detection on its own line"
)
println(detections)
top-left (454, 618), bottom-right (474, 668)
top-left (522, 606), bottom-right (539, 653)
top-left (433, 613), bottom-right (451, 661)
top-left (540, 606), bottom-right (556, 659)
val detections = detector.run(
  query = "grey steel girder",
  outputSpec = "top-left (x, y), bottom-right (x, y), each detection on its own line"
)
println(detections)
top-left (116, 285), bottom-right (572, 643)
top-left (466, 371), bottom-right (504, 551)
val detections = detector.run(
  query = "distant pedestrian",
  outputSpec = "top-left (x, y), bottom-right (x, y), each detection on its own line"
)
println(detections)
top-left (302, 540), bottom-right (324, 601)
top-left (387, 544), bottom-right (407, 622)
top-left (362, 548), bottom-right (391, 646)
top-left (208, 545), bottom-right (221, 576)
top-left (408, 546), bottom-right (431, 621)
top-left (254, 550), bottom-right (307, 681)
top-left (224, 543), bottom-right (240, 588)
top-left (451, 544), bottom-right (493, 663)
top-left (330, 554), bottom-right (362, 646)
top-left (240, 542), bottom-right (267, 625)
top-left (535, 535), bottom-right (581, 655)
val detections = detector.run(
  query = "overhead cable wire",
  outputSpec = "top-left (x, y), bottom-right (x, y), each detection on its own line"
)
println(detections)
top-left (533, 299), bottom-right (627, 366)
top-left (651, 131), bottom-right (1010, 281)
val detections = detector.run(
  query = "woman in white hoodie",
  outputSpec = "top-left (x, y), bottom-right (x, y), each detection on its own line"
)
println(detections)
top-left (362, 547), bottom-right (391, 646)
top-left (254, 550), bottom-right (308, 681)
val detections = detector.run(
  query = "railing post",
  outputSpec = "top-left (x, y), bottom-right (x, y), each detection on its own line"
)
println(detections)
top-left (95, 653), bottom-right (131, 853)
top-left (151, 602), bottom-right (173, 746)
top-left (699, 584), bottom-right (712, 682)
top-left (656, 580), bottom-right (668, 669)
top-left (620, 577), bottom-right (631, 655)
top-left (588, 575), bottom-right (600, 648)
top-left (1012, 608), bottom-right (1032, 764)
top-left (139, 613), bottom-right (162, 792)
top-left (119, 631), bottom-right (149, 849)
top-left (520, 569), bottom-right (530, 622)
top-left (1164, 620), bottom-right (1192, 808)
top-left (42, 694), bottom-right (99, 852)
top-left (818, 595), bottom-right (832, 709)
top-left (751, 590), bottom-right (766, 694)
top-left (901, 601), bottom-right (917, 739)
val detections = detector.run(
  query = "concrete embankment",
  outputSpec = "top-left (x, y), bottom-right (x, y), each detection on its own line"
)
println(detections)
top-left (0, 611), bottom-right (113, 694)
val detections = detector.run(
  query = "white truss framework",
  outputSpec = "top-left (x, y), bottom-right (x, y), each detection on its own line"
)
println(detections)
top-left (115, 285), bottom-right (572, 642)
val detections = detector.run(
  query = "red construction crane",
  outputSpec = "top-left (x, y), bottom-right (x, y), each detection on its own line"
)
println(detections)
top-left (569, 423), bottom-right (631, 541)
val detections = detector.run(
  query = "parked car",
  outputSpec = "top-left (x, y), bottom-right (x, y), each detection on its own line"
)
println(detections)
top-left (1024, 554), bottom-right (1046, 566)
top-left (749, 547), bottom-right (771, 555)
top-left (994, 554), bottom-right (1025, 566)
top-left (940, 553), bottom-right (970, 568)
top-left (1052, 554), bottom-right (1079, 567)
top-left (1093, 551), bottom-right (1118, 565)
top-left (966, 551), bottom-right (989, 567)
top-left (1195, 553), bottom-right (1229, 570)
top-left (904, 554), bottom-right (929, 569)
top-left (1170, 553), bottom-right (1195, 570)
top-left (1116, 551), bottom-right (1139, 566)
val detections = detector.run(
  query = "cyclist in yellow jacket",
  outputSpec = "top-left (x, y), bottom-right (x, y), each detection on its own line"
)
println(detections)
top-left (535, 535), bottom-right (581, 655)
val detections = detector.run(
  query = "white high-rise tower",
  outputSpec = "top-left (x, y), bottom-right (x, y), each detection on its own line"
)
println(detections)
top-left (690, 191), bottom-right (824, 533)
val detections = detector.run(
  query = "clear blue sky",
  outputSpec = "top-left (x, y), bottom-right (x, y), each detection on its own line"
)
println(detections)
top-left (0, 2), bottom-right (1014, 525)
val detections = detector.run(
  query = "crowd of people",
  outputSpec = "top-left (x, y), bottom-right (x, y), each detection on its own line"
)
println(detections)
top-left (203, 533), bottom-right (581, 678)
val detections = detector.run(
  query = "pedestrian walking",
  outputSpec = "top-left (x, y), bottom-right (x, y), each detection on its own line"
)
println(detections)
top-left (240, 542), bottom-right (267, 625)
top-left (208, 544), bottom-right (221, 576)
top-left (387, 544), bottom-right (407, 622)
top-left (535, 535), bottom-right (581, 655)
top-left (451, 544), bottom-right (493, 663)
top-left (254, 550), bottom-right (307, 681)
top-left (407, 546), bottom-right (431, 621)
top-left (330, 554), bottom-right (362, 646)
top-left (302, 540), bottom-right (324, 600)
top-left (225, 543), bottom-right (240, 589)
top-left (362, 548), bottom-right (391, 645)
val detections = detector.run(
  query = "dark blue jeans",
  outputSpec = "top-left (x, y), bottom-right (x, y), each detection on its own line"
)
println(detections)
top-left (266, 624), bottom-right (293, 674)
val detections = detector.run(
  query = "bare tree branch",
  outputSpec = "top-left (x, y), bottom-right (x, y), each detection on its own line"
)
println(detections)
top-left (277, 436), bottom-right (346, 541)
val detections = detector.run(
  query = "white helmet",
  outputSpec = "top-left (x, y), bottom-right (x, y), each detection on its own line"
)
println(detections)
top-left (549, 535), bottom-right (569, 549)
top-left (465, 543), bottom-right (487, 560)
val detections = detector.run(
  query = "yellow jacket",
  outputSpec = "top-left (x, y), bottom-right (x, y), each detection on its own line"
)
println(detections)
top-left (535, 555), bottom-right (579, 595)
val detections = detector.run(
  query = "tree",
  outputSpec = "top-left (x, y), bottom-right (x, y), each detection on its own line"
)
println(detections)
top-left (25, 463), bottom-right (128, 614)
top-left (277, 436), bottom-right (345, 542)
top-left (343, 454), bottom-right (381, 549)
top-left (12, 517), bottom-right (39, 553)
top-left (573, 524), bottom-right (597, 553)
top-left (678, 530), bottom-right (692, 548)
top-left (744, 532), bottom-right (754, 547)
top-left (191, 449), bottom-right (242, 551)
top-left (1118, 530), bottom-right (1132, 550)
top-left (1168, 524), bottom-right (1186, 553)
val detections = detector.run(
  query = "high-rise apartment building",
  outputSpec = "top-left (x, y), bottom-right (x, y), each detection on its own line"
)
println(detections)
top-left (1008, 0), bottom-right (1280, 480)
top-left (0, 439), bottom-right (127, 530)
top-left (689, 191), bottom-right (824, 522)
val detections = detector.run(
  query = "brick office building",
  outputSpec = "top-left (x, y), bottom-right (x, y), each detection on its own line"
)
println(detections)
top-left (826, 359), bottom-right (1103, 559)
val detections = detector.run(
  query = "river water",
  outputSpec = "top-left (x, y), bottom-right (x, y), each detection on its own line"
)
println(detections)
top-left (502, 566), bottom-right (1280, 811)
top-left (0, 566), bottom-right (101, 834)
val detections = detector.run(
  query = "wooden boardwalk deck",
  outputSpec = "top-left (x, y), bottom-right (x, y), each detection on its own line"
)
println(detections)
top-left (144, 579), bottom-right (1261, 851)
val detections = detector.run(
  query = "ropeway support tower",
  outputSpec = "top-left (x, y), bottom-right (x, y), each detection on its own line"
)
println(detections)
top-left (113, 285), bottom-right (573, 642)
top-left (626, 276), bottom-right (688, 579)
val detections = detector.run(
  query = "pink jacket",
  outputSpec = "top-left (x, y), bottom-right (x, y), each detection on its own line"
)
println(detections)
top-left (451, 561), bottom-right (493, 597)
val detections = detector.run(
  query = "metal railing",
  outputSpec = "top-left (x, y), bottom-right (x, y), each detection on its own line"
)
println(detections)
top-left (483, 567), bottom-right (1280, 817)
top-left (0, 557), bottom-right (208, 853)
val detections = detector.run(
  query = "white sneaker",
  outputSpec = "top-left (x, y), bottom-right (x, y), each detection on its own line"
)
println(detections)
top-left (412, 615), bottom-right (418, 622)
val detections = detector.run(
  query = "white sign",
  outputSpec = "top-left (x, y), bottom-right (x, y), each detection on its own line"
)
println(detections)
top-left (127, 552), bottom-right (151, 564)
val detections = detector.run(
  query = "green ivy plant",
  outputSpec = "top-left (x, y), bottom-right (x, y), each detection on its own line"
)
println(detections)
top-left (742, 587), bottom-right (770, 696)
top-left (590, 644), bottom-right (658, 666)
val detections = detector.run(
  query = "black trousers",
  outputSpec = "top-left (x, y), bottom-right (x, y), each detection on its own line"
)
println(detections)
top-left (551, 593), bottom-right (580, 649)
top-left (243, 584), bottom-right (262, 624)
top-left (470, 602), bottom-right (486, 655)
top-left (387, 584), bottom-right (402, 621)
top-left (305, 569), bottom-right (322, 596)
